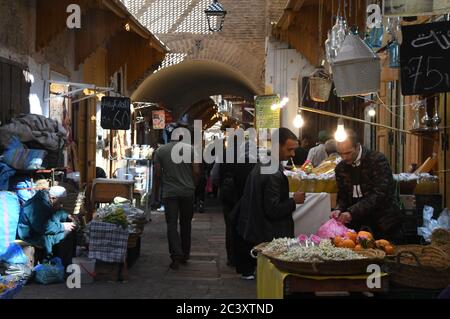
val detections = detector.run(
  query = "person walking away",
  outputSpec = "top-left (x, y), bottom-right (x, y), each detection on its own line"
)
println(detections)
top-left (153, 123), bottom-right (200, 269)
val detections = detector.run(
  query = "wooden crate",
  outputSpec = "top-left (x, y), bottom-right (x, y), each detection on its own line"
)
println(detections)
top-left (94, 261), bottom-right (128, 282)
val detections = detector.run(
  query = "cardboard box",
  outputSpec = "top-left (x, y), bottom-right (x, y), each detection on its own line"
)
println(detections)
top-left (95, 261), bottom-right (128, 282)
top-left (400, 195), bottom-right (416, 210)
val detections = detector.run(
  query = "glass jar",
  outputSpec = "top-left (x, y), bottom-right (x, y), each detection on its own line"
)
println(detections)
top-left (132, 145), bottom-right (140, 159)
top-left (140, 145), bottom-right (151, 159)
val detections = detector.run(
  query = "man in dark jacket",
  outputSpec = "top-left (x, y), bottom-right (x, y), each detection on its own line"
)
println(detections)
top-left (331, 129), bottom-right (402, 241)
top-left (233, 128), bottom-right (305, 279)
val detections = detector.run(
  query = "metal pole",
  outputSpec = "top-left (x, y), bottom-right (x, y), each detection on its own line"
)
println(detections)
top-left (299, 105), bottom-right (411, 134)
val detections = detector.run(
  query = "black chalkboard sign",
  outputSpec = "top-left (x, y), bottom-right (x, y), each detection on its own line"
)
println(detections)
top-left (100, 96), bottom-right (131, 130)
top-left (400, 21), bottom-right (450, 95)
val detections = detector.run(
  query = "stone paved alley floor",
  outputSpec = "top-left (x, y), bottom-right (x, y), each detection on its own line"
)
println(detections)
top-left (17, 198), bottom-right (256, 299)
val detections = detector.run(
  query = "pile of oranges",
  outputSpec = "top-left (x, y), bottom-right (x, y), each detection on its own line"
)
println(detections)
top-left (333, 230), bottom-right (394, 255)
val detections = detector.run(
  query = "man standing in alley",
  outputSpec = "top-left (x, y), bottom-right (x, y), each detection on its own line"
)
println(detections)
top-left (307, 130), bottom-right (329, 167)
top-left (233, 128), bottom-right (306, 279)
top-left (153, 123), bottom-right (200, 270)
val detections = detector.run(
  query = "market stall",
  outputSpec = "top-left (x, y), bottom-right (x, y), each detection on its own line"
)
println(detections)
top-left (254, 218), bottom-right (450, 299)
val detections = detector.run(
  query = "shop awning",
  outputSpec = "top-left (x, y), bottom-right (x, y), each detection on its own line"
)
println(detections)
top-left (36, 0), bottom-right (168, 87)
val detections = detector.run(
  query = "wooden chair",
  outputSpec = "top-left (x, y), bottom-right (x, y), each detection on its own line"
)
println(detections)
top-left (90, 178), bottom-right (135, 211)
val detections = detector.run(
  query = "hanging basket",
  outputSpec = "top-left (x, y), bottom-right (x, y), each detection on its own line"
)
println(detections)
top-left (309, 71), bottom-right (332, 102)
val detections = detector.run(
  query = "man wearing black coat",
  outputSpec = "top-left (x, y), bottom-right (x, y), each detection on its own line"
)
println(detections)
top-left (233, 128), bottom-right (305, 279)
top-left (331, 129), bottom-right (402, 242)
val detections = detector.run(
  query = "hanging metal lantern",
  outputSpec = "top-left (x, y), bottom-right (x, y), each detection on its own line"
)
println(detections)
top-left (205, 0), bottom-right (227, 32)
top-left (331, 33), bottom-right (381, 97)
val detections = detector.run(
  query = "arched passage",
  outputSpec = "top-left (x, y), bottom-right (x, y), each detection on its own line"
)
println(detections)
top-left (132, 59), bottom-right (261, 120)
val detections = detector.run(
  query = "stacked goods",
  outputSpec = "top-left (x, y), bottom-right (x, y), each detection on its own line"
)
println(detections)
top-left (393, 173), bottom-right (439, 194)
top-left (286, 156), bottom-right (341, 193)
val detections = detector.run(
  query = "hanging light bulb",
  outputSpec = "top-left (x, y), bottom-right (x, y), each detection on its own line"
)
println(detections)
top-left (334, 118), bottom-right (347, 142)
top-left (293, 111), bottom-right (304, 128)
top-left (368, 107), bottom-right (376, 117)
top-left (280, 97), bottom-right (289, 107)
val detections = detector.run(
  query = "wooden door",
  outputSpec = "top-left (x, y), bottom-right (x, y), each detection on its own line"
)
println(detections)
top-left (0, 58), bottom-right (30, 126)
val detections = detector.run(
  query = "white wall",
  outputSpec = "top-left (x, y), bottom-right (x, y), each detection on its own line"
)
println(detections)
top-left (265, 38), bottom-right (315, 137)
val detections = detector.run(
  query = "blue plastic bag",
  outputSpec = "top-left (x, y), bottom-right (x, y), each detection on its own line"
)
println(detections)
top-left (0, 243), bottom-right (28, 264)
top-left (34, 257), bottom-right (65, 285)
top-left (2, 136), bottom-right (46, 170)
top-left (13, 179), bottom-right (37, 205)
top-left (0, 192), bottom-right (20, 256)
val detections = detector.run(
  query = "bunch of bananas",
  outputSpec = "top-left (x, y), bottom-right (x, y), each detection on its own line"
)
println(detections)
top-left (102, 207), bottom-right (128, 228)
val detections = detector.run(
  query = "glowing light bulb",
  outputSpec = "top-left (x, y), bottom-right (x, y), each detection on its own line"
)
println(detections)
top-left (293, 113), bottom-right (304, 128)
top-left (271, 103), bottom-right (278, 110)
top-left (280, 97), bottom-right (289, 107)
top-left (368, 107), bottom-right (376, 117)
top-left (334, 118), bottom-right (347, 142)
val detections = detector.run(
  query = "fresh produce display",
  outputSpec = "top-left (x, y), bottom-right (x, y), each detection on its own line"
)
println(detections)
top-left (95, 204), bottom-right (129, 228)
top-left (299, 160), bottom-right (313, 174)
top-left (332, 230), bottom-right (395, 255)
top-left (261, 238), bottom-right (368, 262)
top-left (262, 237), bottom-right (293, 255)
top-left (277, 239), bottom-right (367, 262)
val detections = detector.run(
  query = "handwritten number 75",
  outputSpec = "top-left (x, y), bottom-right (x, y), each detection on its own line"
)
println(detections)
top-left (408, 56), bottom-right (447, 92)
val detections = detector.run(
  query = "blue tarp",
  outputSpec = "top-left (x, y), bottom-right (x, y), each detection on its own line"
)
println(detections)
top-left (0, 162), bottom-right (15, 191)
top-left (0, 192), bottom-right (20, 256)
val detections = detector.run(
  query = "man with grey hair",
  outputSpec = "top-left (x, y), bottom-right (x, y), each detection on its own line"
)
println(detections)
top-left (307, 130), bottom-right (329, 167)
top-left (324, 139), bottom-right (338, 158)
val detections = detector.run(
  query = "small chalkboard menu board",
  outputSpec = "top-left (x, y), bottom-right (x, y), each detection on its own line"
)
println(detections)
top-left (400, 21), bottom-right (450, 95)
top-left (101, 96), bottom-right (131, 130)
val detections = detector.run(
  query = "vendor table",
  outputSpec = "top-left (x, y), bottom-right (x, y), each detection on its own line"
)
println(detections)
top-left (257, 254), bottom-right (389, 299)
top-left (291, 192), bottom-right (331, 236)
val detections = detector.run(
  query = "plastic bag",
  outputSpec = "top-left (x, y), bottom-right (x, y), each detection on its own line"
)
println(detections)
top-left (0, 276), bottom-right (24, 299)
top-left (418, 206), bottom-right (450, 242)
top-left (34, 257), bottom-right (65, 285)
top-left (315, 218), bottom-right (350, 239)
top-left (0, 192), bottom-right (20, 255)
top-left (0, 243), bottom-right (28, 264)
top-left (5, 264), bottom-right (32, 282)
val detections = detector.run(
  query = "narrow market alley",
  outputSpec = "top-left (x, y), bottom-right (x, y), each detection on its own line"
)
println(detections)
top-left (17, 198), bottom-right (255, 299)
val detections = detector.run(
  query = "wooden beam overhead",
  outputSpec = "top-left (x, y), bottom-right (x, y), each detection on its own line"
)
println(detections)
top-left (292, 0), bottom-right (307, 12)
top-left (75, 8), bottom-right (124, 67)
top-left (36, 0), bottom-right (90, 51)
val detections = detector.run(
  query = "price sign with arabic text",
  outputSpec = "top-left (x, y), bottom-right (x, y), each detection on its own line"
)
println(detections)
top-left (400, 21), bottom-right (450, 95)
top-left (101, 97), bottom-right (131, 130)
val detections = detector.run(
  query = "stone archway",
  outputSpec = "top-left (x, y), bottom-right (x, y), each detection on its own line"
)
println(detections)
top-left (132, 59), bottom-right (258, 119)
